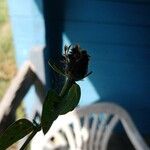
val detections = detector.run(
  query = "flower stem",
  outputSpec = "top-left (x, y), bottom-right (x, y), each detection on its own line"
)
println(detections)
top-left (20, 122), bottom-right (41, 150)
top-left (20, 79), bottom-right (74, 150)
top-left (59, 78), bottom-right (75, 98)
top-left (20, 130), bottom-right (38, 150)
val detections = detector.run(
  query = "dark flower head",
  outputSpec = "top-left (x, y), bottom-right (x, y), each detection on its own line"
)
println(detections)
top-left (63, 44), bottom-right (91, 81)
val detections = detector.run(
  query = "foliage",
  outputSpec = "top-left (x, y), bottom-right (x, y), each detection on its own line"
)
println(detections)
top-left (0, 119), bottom-right (34, 150)
top-left (0, 45), bottom-right (91, 150)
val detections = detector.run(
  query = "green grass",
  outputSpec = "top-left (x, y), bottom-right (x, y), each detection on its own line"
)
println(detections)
top-left (0, 0), bottom-right (16, 100)
top-left (0, 1), bottom-right (25, 149)
top-left (0, 0), bottom-right (8, 25)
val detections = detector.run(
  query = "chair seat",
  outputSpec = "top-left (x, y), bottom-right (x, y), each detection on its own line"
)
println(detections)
top-left (31, 102), bottom-right (149, 150)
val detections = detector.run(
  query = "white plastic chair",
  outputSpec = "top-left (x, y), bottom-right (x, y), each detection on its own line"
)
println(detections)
top-left (31, 102), bottom-right (149, 150)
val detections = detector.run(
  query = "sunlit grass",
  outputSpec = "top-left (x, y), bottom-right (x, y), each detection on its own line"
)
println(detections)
top-left (0, 0), bottom-right (8, 25)
top-left (0, 1), bottom-right (25, 149)
top-left (0, 0), bottom-right (16, 100)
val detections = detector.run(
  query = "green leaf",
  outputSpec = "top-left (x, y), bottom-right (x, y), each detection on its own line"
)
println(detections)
top-left (41, 90), bottom-right (61, 134)
top-left (60, 83), bottom-right (81, 115)
top-left (48, 59), bottom-right (65, 76)
top-left (0, 119), bottom-right (34, 150)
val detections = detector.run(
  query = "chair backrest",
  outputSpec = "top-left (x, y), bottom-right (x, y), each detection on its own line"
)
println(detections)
top-left (31, 102), bottom-right (149, 150)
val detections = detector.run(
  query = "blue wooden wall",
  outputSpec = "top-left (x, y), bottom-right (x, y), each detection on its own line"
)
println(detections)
top-left (62, 0), bottom-right (150, 134)
top-left (8, 0), bottom-right (150, 133)
top-left (7, 0), bottom-right (45, 116)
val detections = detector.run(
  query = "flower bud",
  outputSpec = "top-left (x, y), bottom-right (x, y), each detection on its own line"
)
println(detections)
top-left (63, 45), bottom-right (91, 81)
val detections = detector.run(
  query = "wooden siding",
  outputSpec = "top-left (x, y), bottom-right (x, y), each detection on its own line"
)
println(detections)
top-left (63, 0), bottom-right (150, 133)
